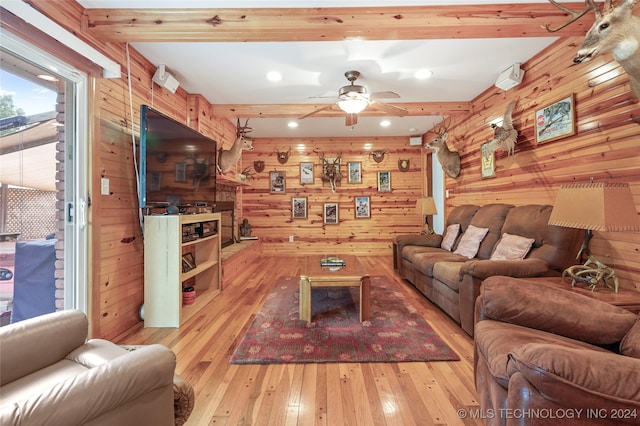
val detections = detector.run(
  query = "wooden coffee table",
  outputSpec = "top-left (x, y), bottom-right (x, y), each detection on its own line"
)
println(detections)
top-left (299, 255), bottom-right (371, 323)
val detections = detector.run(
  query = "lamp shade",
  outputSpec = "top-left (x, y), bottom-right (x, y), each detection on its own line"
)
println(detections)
top-left (416, 197), bottom-right (438, 216)
top-left (548, 183), bottom-right (640, 231)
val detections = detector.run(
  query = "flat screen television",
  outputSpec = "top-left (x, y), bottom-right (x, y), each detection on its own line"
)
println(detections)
top-left (139, 105), bottom-right (217, 211)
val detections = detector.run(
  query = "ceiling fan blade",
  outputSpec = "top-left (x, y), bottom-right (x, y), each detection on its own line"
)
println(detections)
top-left (370, 91), bottom-right (400, 99)
top-left (369, 100), bottom-right (408, 117)
top-left (345, 113), bottom-right (358, 127)
top-left (298, 103), bottom-right (336, 120)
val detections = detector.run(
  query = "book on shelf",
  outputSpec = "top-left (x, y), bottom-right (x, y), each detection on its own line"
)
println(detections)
top-left (320, 257), bottom-right (346, 267)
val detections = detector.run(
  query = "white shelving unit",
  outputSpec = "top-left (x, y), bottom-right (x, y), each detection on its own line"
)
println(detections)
top-left (143, 212), bottom-right (221, 327)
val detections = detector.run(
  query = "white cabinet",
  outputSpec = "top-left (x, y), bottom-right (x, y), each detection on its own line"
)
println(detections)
top-left (143, 213), bottom-right (221, 327)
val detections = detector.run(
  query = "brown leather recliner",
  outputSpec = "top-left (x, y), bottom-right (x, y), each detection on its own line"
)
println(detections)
top-left (474, 276), bottom-right (640, 426)
top-left (0, 310), bottom-right (194, 426)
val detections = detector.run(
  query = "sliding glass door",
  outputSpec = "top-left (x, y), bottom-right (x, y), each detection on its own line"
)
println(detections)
top-left (0, 32), bottom-right (88, 323)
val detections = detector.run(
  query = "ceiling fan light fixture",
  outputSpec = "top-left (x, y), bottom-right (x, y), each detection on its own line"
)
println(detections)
top-left (337, 98), bottom-right (369, 114)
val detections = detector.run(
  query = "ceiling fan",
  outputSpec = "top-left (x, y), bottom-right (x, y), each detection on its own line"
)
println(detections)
top-left (299, 70), bottom-right (408, 126)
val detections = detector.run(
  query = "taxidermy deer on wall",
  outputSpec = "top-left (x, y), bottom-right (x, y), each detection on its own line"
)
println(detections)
top-left (217, 118), bottom-right (254, 174)
top-left (545, 0), bottom-right (640, 99)
top-left (424, 120), bottom-right (461, 179)
top-left (320, 153), bottom-right (342, 192)
top-left (484, 100), bottom-right (518, 158)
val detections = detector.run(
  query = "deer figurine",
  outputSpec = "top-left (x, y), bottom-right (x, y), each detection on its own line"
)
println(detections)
top-left (545, 0), bottom-right (640, 99)
top-left (424, 120), bottom-right (461, 179)
top-left (217, 118), bottom-right (254, 175)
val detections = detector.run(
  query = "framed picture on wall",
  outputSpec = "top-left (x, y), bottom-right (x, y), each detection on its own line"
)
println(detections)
top-left (377, 171), bottom-right (391, 192)
top-left (270, 171), bottom-right (286, 194)
top-left (481, 142), bottom-right (495, 179)
top-left (291, 197), bottom-right (308, 219)
top-left (347, 162), bottom-right (362, 183)
top-left (323, 203), bottom-right (338, 224)
top-left (534, 93), bottom-right (575, 144)
top-left (354, 196), bottom-right (370, 219)
top-left (175, 162), bottom-right (187, 182)
top-left (299, 162), bottom-right (314, 184)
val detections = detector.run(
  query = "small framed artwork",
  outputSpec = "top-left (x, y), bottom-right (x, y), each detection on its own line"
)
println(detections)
top-left (354, 196), bottom-right (370, 219)
top-left (291, 197), bottom-right (308, 219)
top-left (175, 162), bottom-right (187, 182)
top-left (347, 162), bottom-right (362, 183)
top-left (481, 142), bottom-right (495, 179)
top-left (270, 171), bottom-right (286, 194)
top-left (534, 93), bottom-right (576, 144)
top-left (182, 252), bottom-right (196, 273)
top-left (377, 171), bottom-right (391, 192)
top-left (299, 162), bottom-right (314, 184)
top-left (323, 203), bottom-right (338, 224)
top-left (149, 172), bottom-right (162, 191)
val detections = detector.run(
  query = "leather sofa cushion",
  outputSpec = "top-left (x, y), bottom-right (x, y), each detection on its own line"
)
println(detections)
top-left (502, 205), bottom-right (582, 272)
top-left (0, 359), bottom-right (88, 405)
top-left (475, 320), bottom-right (608, 389)
top-left (508, 343), bottom-right (640, 407)
top-left (621, 317), bottom-right (640, 358)
top-left (446, 205), bottom-right (480, 234)
top-left (480, 276), bottom-right (638, 345)
top-left (411, 251), bottom-right (467, 277)
top-left (432, 261), bottom-right (464, 292)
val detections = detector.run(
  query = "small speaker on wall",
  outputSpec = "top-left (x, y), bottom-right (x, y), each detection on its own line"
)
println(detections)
top-left (152, 64), bottom-right (180, 94)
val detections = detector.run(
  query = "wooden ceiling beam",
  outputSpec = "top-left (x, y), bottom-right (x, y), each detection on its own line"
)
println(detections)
top-left (210, 102), bottom-right (470, 119)
top-left (81, 4), bottom-right (592, 42)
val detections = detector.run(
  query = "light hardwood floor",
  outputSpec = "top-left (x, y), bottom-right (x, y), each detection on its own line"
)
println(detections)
top-left (115, 255), bottom-right (483, 425)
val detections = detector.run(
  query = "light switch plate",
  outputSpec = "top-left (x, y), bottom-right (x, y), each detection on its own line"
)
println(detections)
top-left (101, 178), bottom-right (110, 195)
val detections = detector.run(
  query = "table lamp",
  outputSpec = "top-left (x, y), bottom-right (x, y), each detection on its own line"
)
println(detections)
top-left (416, 197), bottom-right (438, 234)
top-left (548, 182), bottom-right (640, 292)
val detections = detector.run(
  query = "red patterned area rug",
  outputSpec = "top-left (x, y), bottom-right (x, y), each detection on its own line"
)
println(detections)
top-left (230, 276), bottom-right (459, 364)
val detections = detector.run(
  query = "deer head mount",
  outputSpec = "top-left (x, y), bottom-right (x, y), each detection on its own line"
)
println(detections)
top-left (484, 100), bottom-right (518, 159)
top-left (424, 119), bottom-right (461, 179)
top-left (275, 148), bottom-right (291, 164)
top-left (545, 0), bottom-right (640, 99)
top-left (320, 153), bottom-right (342, 193)
top-left (370, 150), bottom-right (388, 163)
top-left (398, 159), bottom-right (410, 172)
top-left (217, 118), bottom-right (254, 175)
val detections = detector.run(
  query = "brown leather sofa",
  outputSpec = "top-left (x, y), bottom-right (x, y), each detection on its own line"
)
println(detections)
top-left (395, 204), bottom-right (584, 336)
top-left (0, 310), bottom-right (194, 426)
top-left (474, 276), bottom-right (640, 426)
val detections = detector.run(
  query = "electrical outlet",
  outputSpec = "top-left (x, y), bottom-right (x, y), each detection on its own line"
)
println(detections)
top-left (101, 178), bottom-right (110, 195)
top-left (445, 189), bottom-right (450, 199)
top-left (289, 235), bottom-right (294, 243)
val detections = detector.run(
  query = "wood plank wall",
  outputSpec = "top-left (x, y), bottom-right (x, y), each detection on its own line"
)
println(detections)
top-left (16, 2), bottom-right (640, 339)
top-left (435, 37), bottom-right (640, 291)
top-left (239, 138), bottom-right (425, 255)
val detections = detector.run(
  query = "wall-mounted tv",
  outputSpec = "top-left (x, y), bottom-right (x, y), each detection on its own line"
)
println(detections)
top-left (139, 105), bottom-right (217, 211)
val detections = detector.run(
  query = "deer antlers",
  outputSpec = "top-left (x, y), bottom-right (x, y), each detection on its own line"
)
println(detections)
top-left (543, 0), bottom-right (600, 32)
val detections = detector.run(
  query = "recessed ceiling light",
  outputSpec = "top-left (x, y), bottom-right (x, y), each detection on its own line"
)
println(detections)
top-left (409, 127), bottom-right (418, 133)
top-left (415, 69), bottom-right (433, 80)
top-left (266, 71), bottom-right (282, 82)
top-left (380, 120), bottom-right (391, 127)
top-left (288, 121), bottom-right (298, 128)
top-left (37, 74), bottom-right (58, 82)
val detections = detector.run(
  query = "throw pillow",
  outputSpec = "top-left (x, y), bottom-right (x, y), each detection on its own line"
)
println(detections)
top-left (453, 225), bottom-right (489, 258)
top-left (490, 233), bottom-right (535, 261)
top-left (620, 317), bottom-right (640, 359)
top-left (440, 223), bottom-right (460, 251)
